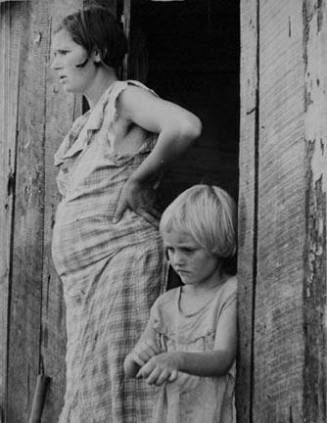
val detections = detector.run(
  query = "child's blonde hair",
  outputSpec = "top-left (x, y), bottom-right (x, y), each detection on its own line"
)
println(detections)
top-left (160, 185), bottom-right (237, 258)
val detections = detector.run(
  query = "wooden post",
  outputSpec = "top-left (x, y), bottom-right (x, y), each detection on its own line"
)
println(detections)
top-left (302, 1), bottom-right (327, 420)
top-left (237, 0), bottom-right (258, 421)
top-left (254, 1), bottom-right (306, 420)
top-left (0, 2), bottom-right (25, 421)
top-left (239, 0), bottom-right (327, 421)
top-left (5, 1), bottom-right (50, 421)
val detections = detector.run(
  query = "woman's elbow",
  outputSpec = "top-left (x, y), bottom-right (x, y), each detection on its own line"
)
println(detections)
top-left (183, 114), bottom-right (202, 141)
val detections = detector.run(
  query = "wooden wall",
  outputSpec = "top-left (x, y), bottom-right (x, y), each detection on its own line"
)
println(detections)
top-left (0, 2), bottom-right (23, 420)
top-left (0, 1), bottom-right (83, 421)
top-left (238, 0), bottom-right (327, 422)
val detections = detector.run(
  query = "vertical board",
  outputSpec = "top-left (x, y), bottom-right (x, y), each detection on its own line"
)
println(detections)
top-left (302, 1), bottom-right (327, 421)
top-left (41, 0), bottom-right (83, 421)
top-left (238, 0), bottom-right (258, 422)
top-left (254, 0), bottom-right (305, 421)
top-left (6, 1), bottom-right (48, 421)
top-left (0, 2), bottom-right (25, 421)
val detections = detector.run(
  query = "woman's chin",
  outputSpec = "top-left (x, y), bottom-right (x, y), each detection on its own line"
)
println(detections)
top-left (62, 85), bottom-right (73, 93)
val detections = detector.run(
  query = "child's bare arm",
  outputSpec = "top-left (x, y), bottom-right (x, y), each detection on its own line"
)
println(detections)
top-left (138, 297), bottom-right (237, 384)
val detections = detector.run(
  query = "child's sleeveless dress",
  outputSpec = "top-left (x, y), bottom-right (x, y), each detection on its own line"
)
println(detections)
top-left (51, 81), bottom-right (167, 423)
top-left (137, 277), bottom-right (237, 423)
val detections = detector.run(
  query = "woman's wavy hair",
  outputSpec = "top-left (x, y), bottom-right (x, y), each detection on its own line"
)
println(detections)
top-left (55, 6), bottom-right (128, 70)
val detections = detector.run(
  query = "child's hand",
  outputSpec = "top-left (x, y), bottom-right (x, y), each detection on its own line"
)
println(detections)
top-left (133, 340), bottom-right (160, 366)
top-left (136, 352), bottom-right (182, 386)
top-left (124, 340), bottom-right (160, 378)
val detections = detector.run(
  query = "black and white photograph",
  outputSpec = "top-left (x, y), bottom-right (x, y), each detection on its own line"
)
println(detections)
top-left (0, 1), bottom-right (325, 422)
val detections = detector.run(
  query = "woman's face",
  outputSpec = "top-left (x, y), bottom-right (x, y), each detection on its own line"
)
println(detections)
top-left (51, 29), bottom-right (96, 94)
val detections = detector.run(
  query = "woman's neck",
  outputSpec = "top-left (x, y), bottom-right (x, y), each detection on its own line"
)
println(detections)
top-left (84, 68), bottom-right (118, 108)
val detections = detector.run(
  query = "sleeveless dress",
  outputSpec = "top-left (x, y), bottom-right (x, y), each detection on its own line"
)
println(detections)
top-left (134, 277), bottom-right (237, 423)
top-left (51, 81), bottom-right (168, 423)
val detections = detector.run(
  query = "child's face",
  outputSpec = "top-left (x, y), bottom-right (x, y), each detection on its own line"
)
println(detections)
top-left (162, 230), bottom-right (221, 289)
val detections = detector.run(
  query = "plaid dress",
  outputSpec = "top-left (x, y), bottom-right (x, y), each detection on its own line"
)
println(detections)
top-left (52, 81), bottom-right (167, 423)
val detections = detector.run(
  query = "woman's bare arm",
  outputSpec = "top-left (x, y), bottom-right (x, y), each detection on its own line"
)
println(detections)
top-left (113, 87), bottom-right (202, 221)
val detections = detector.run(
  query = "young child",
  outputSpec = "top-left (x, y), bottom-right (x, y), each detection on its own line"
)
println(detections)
top-left (124, 184), bottom-right (237, 423)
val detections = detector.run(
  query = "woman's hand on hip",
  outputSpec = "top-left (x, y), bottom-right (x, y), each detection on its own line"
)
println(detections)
top-left (113, 178), bottom-right (159, 226)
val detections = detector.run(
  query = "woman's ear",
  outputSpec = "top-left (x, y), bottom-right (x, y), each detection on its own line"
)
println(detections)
top-left (92, 50), bottom-right (102, 64)
top-left (92, 48), bottom-right (108, 64)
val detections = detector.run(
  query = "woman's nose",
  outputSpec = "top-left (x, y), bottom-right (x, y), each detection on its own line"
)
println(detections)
top-left (50, 55), bottom-right (61, 70)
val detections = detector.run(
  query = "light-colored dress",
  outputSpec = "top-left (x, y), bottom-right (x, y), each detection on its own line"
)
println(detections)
top-left (51, 80), bottom-right (167, 423)
top-left (137, 277), bottom-right (237, 423)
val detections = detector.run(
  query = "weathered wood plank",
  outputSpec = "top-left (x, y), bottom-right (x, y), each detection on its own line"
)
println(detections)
top-left (0, 2), bottom-right (26, 420)
top-left (41, 2), bottom-right (83, 421)
top-left (302, 2), bottom-right (327, 422)
top-left (237, 1), bottom-right (258, 422)
top-left (254, 1), bottom-right (306, 421)
top-left (5, 1), bottom-right (49, 421)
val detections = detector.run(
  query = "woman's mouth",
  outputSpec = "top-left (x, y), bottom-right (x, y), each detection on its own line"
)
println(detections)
top-left (176, 269), bottom-right (190, 275)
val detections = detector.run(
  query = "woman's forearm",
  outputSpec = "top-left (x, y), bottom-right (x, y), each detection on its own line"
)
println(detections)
top-left (130, 119), bottom-right (202, 183)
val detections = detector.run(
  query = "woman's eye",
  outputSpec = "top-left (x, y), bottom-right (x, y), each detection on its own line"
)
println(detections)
top-left (57, 50), bottom-right (70, 55)
top-left (181, 248), bottom-right (195, 254)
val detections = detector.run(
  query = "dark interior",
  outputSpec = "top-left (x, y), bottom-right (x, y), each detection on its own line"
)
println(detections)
top-left (127, 0), bottom-right (240, 208)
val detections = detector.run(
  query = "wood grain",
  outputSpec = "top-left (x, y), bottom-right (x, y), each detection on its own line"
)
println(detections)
top-left (238, 1), bottom-right (258, 422)
top-left (0, 2), bottom-right (24, 420)
top-left (254, 1), bottom-right (305, 421)
top-left (6, 1), bottom-right (47, 421)
top-left (302, 2), bottom-right (327, 421)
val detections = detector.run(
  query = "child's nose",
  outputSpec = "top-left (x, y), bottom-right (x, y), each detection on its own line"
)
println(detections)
top-left (173, 251), bottom-right (185, 265)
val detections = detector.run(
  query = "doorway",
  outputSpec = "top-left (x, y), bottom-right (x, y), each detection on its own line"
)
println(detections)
top-left (125, 0), bottom-right (240, 207)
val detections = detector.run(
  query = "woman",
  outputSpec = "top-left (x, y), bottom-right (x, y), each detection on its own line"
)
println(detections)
top-left (50, 6), bottom-right (201, 423)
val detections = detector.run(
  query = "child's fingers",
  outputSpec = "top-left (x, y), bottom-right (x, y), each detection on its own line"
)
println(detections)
top-left (137, 363), bottom-right (174, 386)
top-left (168, 370), bottom-right (178, 382)
top-left (153, 369), bottom-right (174, 386)
top-left (144, 367), bottom-right (163, 385)
top-left (136, 361), bottom-right (154, 380)
top-left (133, 354), bottom-right (146, 367)
top-left (134, 350), bottom-right (153, 365)
top-left (134, 342), bottom-right (158, 357)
